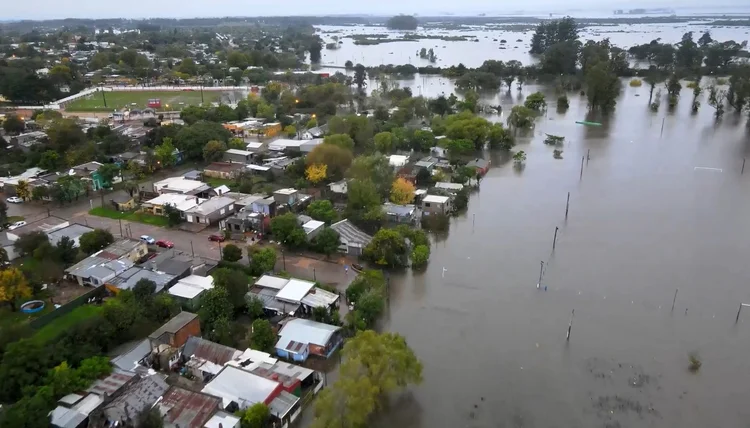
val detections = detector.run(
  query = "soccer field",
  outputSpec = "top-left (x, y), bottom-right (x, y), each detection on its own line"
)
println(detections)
top-left (64, 90), bottom-right (227, 112)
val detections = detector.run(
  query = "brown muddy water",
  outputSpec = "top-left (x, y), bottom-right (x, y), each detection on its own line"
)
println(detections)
top-left (371, 82), bottom-right (750, 428)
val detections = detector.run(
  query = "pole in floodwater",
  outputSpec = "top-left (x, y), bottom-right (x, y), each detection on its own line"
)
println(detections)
top-left (671, 288), bottom-right (678, 312)
top-left (566, 309), bottom-right (575, 341)
top-left (743, 158), bottom-right (746, 175)
top-left (190, 241), bottom-right (194, 257)
top-left (660, 117), bottom-right (665, 137)
top-left (586, 149), bottom-right (590, 163)
top-left (565, 192), bottom-right (570, 219)
top-left (552, 226), bottom-right (559, 250)
top-left (580, 156), bottom-right (585, 179)
top-left (537, 260), bottom-right (544, 289)
top-left (472, 213), bottom-right (475, 232)
top-left (736, 303), bottom-right (750, 324)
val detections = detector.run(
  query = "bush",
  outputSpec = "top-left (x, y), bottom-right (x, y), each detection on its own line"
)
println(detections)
top-left (411, 245), bottom-right (430, 268)
top-left (221, 244), bottom-right (243, 262)
top-left (557, 95), bottom-right (569, 110)
top-left (629, 79), bottom-right (642, 87)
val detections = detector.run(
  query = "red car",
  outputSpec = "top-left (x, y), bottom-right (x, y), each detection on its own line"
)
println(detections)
top-left (208, 234), bottom-right (226, 242)
top-left (155, 240), bottom-right (174, 248)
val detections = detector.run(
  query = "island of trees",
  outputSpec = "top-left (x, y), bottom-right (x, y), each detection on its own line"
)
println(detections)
top-left (386, 15), bottom-right (419, 30)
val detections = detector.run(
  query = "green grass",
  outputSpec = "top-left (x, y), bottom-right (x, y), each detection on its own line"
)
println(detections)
top-left (65, 90), bottom-right (223, 112)
top-left (89, 207), bottom-right (170, 227)
top-left (7, 215), bottom-right (24, 223)
top-left (205, 177), bottom-right (237, 189)
top-left (32, 305), bottom-right (104, 343)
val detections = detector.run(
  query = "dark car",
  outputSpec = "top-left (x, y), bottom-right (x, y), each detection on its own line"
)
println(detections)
top-left (208, 234), bottom-right (226, 242)
top-left (155, 240), bottom-right (174, 248)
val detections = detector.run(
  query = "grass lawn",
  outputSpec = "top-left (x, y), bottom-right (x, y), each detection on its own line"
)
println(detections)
top-left (205, 177), bottom-right (237, 190)
top-left (65, 90), bottom-right (224, 112)
top-left (7, 215), bottom-right (24, 223)
top-left (0, 305), bottom-right (53, 330)
top-left (89, 207), bottom-right (170, 227)
top-left (32, 305), bottom-right (104, 343)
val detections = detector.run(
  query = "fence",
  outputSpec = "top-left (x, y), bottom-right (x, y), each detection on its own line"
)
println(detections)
top-left (29, 285), bottom-right (106, 330)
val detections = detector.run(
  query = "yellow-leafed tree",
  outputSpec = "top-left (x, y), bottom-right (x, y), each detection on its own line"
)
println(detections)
top-left (15, 180), bottom-right (31, 201)
top-left (0, 268), bottom-right (32, 312)
top-left (390, 178), bottom-right (416, 205)
top-left (306, 164), bottom-right (327, 184)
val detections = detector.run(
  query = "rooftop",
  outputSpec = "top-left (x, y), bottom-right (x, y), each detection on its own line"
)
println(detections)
top-left (144, 193), bottom-right (203, 210)
top-left (201, 365), bottom-right (281, 409)
top-left (330, 219), bottom-right (373, 247)
top-left (435, 182), bottom-right (464, 191)
top-left (255, 275), bottom-right (290, 291)
top-left (159, 386), bottom-right (221, 428)
top-left (224, 192), bottom-right (265, 207)
top-left (4, 216), bottom-right (69, 237)
top-left (467, 158), bottom-right (490, 168)
top-left (102, 374), bottom-right (169, 424)
top-left (168, 275), bottom-right (214, 299)
top-left (185, 196), bottom-right (235, 215)
top-left (275, 318), bottom-right (340, 351)
top-left (300, 287), bottom-right (340, 308)
top-left (154, 176), bottom-right (209, 194)
top-left (249, 288), bottom-right (299, 315)
top-left (205, 161), bottom-right (245, 173)
top-left (204, 411), bottom-right (241, 428)
top-left (274, 188), bottom-right (297, 196)
top-left (111, 339), bottom-right (151, 372)
top-left (423, 194), bottom-right (451, 204)
top-left (383, 202), bottom-right (417, 217)
top-left (389, 154), bottom-right (409, 168)
top-left (45, 223), bottom-right (94, 246)
top-left (100, 238), bottom-right (144, 259)
top-left (65, 256), bottom-right (134, 280)
top-left (302, 219), bottom-right (325, 235)
top-left (148, 311), bottom-right (198, 340)
top-left (225, 148), bottom-right (253, 156)
top-left (269, 139), bottom-right (305, 151)
top-left (275, 278), bottom-right (315, 304)
top-left (183, 336), bottom-right (241, 365)
top-left (86, 369), bottom-right (135, 397)
top-left (107, 266), bottom-right (177, 293)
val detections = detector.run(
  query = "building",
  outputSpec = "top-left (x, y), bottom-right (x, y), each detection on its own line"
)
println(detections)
top-left (434, 182), bottom-right (464, 194)
top-left (65, 238), bottom-right (147, 287)
top-left (204, 411), bottom-right (241, 428)
top-left (10, 130), bottom-right (47, 150)
top-left (204, 161), bottom-right (245, 179)
top-left (250, 275), bottom-right (339, 316)
top-left (182, 336), bottom-right (241, 380)
top-left (388, 154), bottom-right (409, 169)
top-left (275, 318), bottom-right (343, 362)
top-left (142, 193), bottom-right (203, 216)
top-left (71, 161), bottom-right (109, 191)
top-left (100, 374), bottom-right (169, 427)
top-left (223, 149), bottom-right (255, 164)
top-left (44, 223), bottom-right (94, 247)
top-left (158, 386), bottom-right (222, 428)
top-left (153, 176), bottom-right (212, 196)
top-left (105, 266), bottom-right (178, 294)
top-left (329, 219), bottom-right (373, 256)
top-left (382, 202), bottom-right (418, 224)
top-left (148, 311), bottom-right (201, 350)
top-left (49, 393), bottom-right (104, 428)
top-left (251, 196), bottom-right (276, 216)
top-left (415, 157), bottom-right (438, 171)
top-left (327, 180), bottom-right (348, 197)
top-left (299, 139), bottom-right (324, 153)
top-left (422, 194), bottom-right (452, 216)
top-left (110, 194), bottom-right (136, 211)
top-left (268, 139), bottom-right (305, 152)
top-left (168, 275), bottom-right (214, 310)
top-left (301, 124), bottom-right (328, 139)
top-left (183, 196), bottom-right (235, 225)
top-left (297, 215), bottom-right (324, 240)
top-left (111, 339), bottom-right (151, 373)
top-left (466, 158), bottom-right (491, 176)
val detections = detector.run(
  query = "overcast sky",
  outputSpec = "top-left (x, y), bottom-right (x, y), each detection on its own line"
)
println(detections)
top-left (4, 0), bottom-right (747, 20)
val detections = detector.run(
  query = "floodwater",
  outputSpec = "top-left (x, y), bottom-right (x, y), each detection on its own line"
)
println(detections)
top-left (372, 81), bottom-right (750, 428)
top-left (309, 22), bottom-right (750, 428)
top-left (318, 23), bottom-right (750, 68)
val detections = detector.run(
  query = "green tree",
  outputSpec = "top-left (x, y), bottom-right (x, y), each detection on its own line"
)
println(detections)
top-left (353, 64), bottom-right (367, 91)
top-left (15, 180), bottom-right (31, 201)
top-left (373, 132), bottom-right (394, 153)
top-left (97, 163), bottom-right (120, 188)
top-left (347, 155), bottom-right (394, 199)
top-left (248, 247), bottom-right (277, 276)
top-left (241, 403), bottom-right (270, 428)
top-left (488, 123), bottom-right (514, 150)
top-left (307, 200), bottom-right (337, 224)
top-left (585, 61), bottom-right (620, 112)
top-left (411, 244), bottom-right (430, 268)
top-left (38, 150), bottom-right (60, 171)
top-left (162, 203), bottom-right (182, 226)
top-left (507, 105), bottom-right (536, 132)
top-left (139, 407), bottom-right (164, 428)
top-left (411, 129), bottom-right (435, 151)
top-left (524, 92), bottom-right (547, 111)
top-left (154, 137), bottom-right (177, 167)
top-left (221, 244), bottom-right (242, 262)
top-left (55, 236), bottom-right (78, 265)
top-left (312, 227), bottom-right (341, 256)
top-left (346, 179), bottom-right (383, 223)
top-left (133, 279), bottom-right (156, 302)
top-left (256, 101), bottom-right (276, 121)
top-left (249, 319), bottom-right (275, 352)
top-left (213, 267), bottom-right (249, 310)
top-left (513, 150), bottom-right (527, 165)
top-left (177, 57), bottom-right (197, 75)
top-left (2, 114), bottom-right (25, 134)
top-left (246, 295), bottom-right (265, 320)
top-left (174, 120), bottom-right (232, 161)
top-left (324, 133), bottom-right (355, 150)
top-left (270, 212), bottom-right (302, 244)
top-left (203, 140), bottom-right (227, 162)
top-left (199, 287), bottom-right (233, 326)
top-left (46, 118), bottom-right (86, 153)
top-left (306, 143), bottom-right (353, 180)
top-left (364, 229), bottom-right (407, 267)
top-left (0, 200), bottom-right (6, 227)
top-left (13, 231), bottom-right (49, 257)
top-left (78, 229), bottom-right (114, 254)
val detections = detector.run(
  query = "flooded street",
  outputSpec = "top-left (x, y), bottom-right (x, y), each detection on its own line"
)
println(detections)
top-left (377, 84), bottom-right (750, 427)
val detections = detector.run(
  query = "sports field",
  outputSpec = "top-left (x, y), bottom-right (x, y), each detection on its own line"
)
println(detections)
top-left (64, 90), bottom-right (226, 112)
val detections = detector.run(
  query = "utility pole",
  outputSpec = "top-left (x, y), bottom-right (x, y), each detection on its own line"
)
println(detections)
top-left (118, 218), bottom-right (123, 237)
top-left (552, 226), bottom-right (559, 250)
top-left (190, 241), bottom-right (195, 257)
top-left (537, 260), bottom-right (544, 289)
top-left (743, 158), bottom-right (746, 175)
top-left (565, 192), bottom-right (570, 219)
top-left (579, 156), bottom-right (585, 179)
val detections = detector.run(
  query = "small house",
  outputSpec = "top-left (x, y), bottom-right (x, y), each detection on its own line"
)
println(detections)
top-left (466, 158), bottom-right (491, 176)
top-left (273, 188), bottom-right (299, 206)
top-left (422, 194), bottom-right (452, 216)
top-left (251, 196), bottom-right (276, 217)
top-left (434, 182), bottom-right (464, 195)
top-left (329, 219), bottom-right (373, 256)
top-left (275, 318), bottom-right (343, 362)
top-left (183, 196), bottom-right (236, 225)
top-left (223, 149), bottom-right (254, 164)
top-left (388, 154), bottom-right (409, 169)
top-left (148, 311), bottom-right (201, 350)
top-left (382, 202), bottom-right (418, 224)
top-left (168, 275), bottom-right (214, 310)
top-left (110, 194), bottom-right (135, 211)
top-left (203, 162), bottom-right (244, 179)
top-left (157, 386), bottom-right (222, 428)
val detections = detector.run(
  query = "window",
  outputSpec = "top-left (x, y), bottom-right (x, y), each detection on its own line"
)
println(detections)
top-left (92, 278), bottom-right (99, 285)
top-left (425, 203), bottom-right (431, 207)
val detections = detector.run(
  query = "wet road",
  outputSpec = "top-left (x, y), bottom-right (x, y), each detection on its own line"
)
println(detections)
top-left (373, 82), bottom-right (750, 428)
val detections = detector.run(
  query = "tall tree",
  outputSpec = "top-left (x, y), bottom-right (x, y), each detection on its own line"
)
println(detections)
top-left (353, 64), bottom-right (367, 91)
top-left (0, 268), bottom-right (32, 311)
top-left (79, 229), bottom-right (114, 254)
top-left (249, 319), bottom-right (275, 352)
top-left (212, 268), bottom-right (249, 310)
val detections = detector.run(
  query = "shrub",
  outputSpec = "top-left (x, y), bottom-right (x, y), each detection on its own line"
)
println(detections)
top-left (629, 78), bottom-right (642, 87)
top-left (557, 95), bottom-right (569, 110)
top-left (715, 78), bottom-right (728, 85)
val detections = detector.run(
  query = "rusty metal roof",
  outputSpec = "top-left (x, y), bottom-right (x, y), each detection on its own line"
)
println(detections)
top-left (159, 386), bottom-right (221, 428)
top-left (183, 336), bottom-right (240, 365)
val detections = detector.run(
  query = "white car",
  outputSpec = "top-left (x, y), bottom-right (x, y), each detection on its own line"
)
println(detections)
top-left (6, 197), bottom-right (22, 203)
top-left (8, 221), bottom-right (26, 230)
top-left (140, 235), bottom-right (156, 245)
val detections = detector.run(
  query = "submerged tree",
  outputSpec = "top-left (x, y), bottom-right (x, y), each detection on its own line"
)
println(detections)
top-left (707, 85), bottom-right (727, 119)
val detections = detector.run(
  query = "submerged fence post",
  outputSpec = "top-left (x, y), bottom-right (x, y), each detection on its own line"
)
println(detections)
top-left (743, 158), bottom-right (746, 175)
top-left (537, 260), bottom-right (544, 289)
top-left (586, 149), bottom-right (590, 163)
top-left (660, 117), bottom-right (665, 137)
top-left (552, 227), bottom-right (559, 250)
top-left (580, 156), bottom-right (585, 179)
top-left (736, 303), bottom-right (749, 324)
top-left (565, 192), bottom-right (570, 219)
top-left (566, 309), bottom-right (575, 341)
top-left (671, 288), bottom-right (678, 312)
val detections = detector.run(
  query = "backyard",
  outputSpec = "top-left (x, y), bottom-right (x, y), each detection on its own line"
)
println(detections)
top-left (89, 206), bottom-right (170, 227)
top-left (64, 90), bottom-right (223, 112)
top-left (31, 304), bottom-right (104, 343)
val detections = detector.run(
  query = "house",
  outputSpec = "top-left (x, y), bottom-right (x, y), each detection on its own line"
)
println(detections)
top-left (430, 146), bottom-right (449, 158)
top-left (182, 170), bottom-right (202, 181)
top-left (330, 219), bottom-right (373, 256)
top-left (49, 392), bottom-right (104, 428)
top-left (10, 130), bottom-right (47, 150)
top-left (268, 138), bottom-right (305, 152)
top-left (71, 161), bottom-right (110, 190)
top-left (415, 156), bottom-right (438, 171)
top-left (273, 188), bottom-right (299, 206)
top-left (183, 196), bottom-right (235, 225)
top-left (251, 196), bottom-right (276, 217)
top-left (65, 239), bottom-right (147, 286)
top-left (99, 238), bottom-right (148, 263)
top-left (466, 158), bottom-right (491, 176)
top-left (298, 215), bottom-right (324, 240)
top-left (105, 266), bottom-right (178, 294)
top-left (111, 339), bottom-right (151, 373)
top-left (153, 176), bottom-right (212, 196)
top-left (224, 192), bottom-right (266, 210)
top-left (86, 369), bottom-right (136, 397)
top-left (45, 223), bottom-right (95, 247)
top-left (0, 234), bottom-right (18, 262)
top-left (203, 162), bottom-right (245, 179)
top-left (275, 318), bottom-right (343, 362)
top-left (110, 194), bottom-right (135, 211)
top-left (223, 149), bottom-right (254, 164)
top-left (211, 185), bottom-right (231, 196)
top-left (182, 336), bottom-right (241, 380)
top-left (301, 124), bottom-right (328, 139)
top-left (327, 180), bottom-right (348, 197)
top-left (382, 202), bottom-right (418, 224)
top-left (422, 194), bottom-right (452, 216)
top-left (275, 278), bottom-right (316, 305)
top-left (229, 348), bottom-right (320, 396)
top-left (201, 365), bottom-right (301, 426)
top-left (250, 275), bottom-right (339, 316)
top-left (100, 374), bottom-right (169, 427)
top-left (299, 138), bottom-right (324, 153)
top-left (204, 411), bottom-right (241, 428)
top-left (168, 275), bottom-right (214, 310)
top-left (157, 386), bottom-right (222, 428)
top-left (143, 193), bottom-right (203, 216)
top-left (148, 311), bottom-right (201, 350)
top-left (388, 154), bottom-right (409, 169)
top-left (434, 182), bottom-right (464, 194)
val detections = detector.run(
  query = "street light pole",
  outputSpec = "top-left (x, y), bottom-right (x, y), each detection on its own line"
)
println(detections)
top-left (282, 249), bottom-right (286, 270)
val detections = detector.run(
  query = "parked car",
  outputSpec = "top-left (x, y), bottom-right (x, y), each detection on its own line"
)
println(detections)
top-left (208, 234), bottom-right (225, 242)
top-left (139, 235), bottom-right (156, 245)
top-left (8, 221), bottom-right (27, 230)
top-left (6, 196), bottom-right (22, 204)
top-left (155, 240), bottom-right (174, 249)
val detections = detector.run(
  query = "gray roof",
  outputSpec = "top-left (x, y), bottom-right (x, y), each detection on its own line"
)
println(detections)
top-left (467, 158), bottom-right (490, 168)
top-left (66, 256), bottom-right (134, 280)
top-left (182, 336), bottom-right (239, 365)
top-left (111, 339), bottom-right (151, 372)
top-left (107, 266), bottom-right (177, 293)
top-left (248, 289), bottom-right (299, 314)
top-left (149, 311), bottom-right (198, 340)
top-left (50, 406), bottom-right (87, 428)
top-left (383, 203), bottom-right (416, 217)
top-left (183, 170), bottom-right (202, 180)
top-left (185, 196), bottom-right (234, 215)
top-left (330, 219), bottom-right (373, 247)
top-left (102, 374), bottom-right (169, 425)
top-left (275, 318), bottom-right (341, 350)
top-left (46, 224), bottom-right (94, 246)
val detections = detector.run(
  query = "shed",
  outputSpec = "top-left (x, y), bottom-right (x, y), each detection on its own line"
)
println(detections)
top-left (158, 386), bottom-right (221, 428)
top-left (275, 278), bottom-right (315, 304)
top-left (330, 219), bottom-right (373, 256)
top-left (148, 311), bottom-right (201, 350)
top-left (275, 318), bottom-right (342, 361)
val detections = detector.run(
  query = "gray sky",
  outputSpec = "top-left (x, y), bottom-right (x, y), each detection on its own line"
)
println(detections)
top-left (4, 0), bottom-right (745, 20)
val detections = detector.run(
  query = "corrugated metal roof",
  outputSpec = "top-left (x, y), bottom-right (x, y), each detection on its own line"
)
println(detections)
top-left (183, 336), bottom-right (240, 365)
top-left (159, 386), bottom-right (221, 428)
top-left (148, 312), bottom-right (198, 339)
top-left (275, 279), bottom-right (315, 304)
top-left (300, 287), bottom-right (340, 308)
top-left (330, 219), bottom-right (373, 247)
top-left (275, 318), bottom-right (340, 351)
